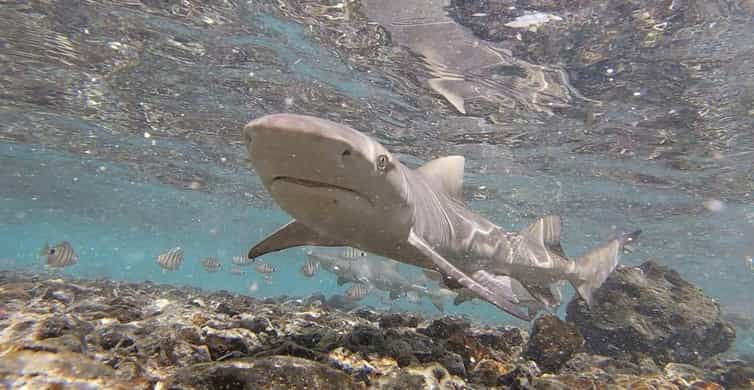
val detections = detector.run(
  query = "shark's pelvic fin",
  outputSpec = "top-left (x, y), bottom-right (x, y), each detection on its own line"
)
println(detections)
top-left (247, 220), bottom-right (346, 259)
top-left (572, 230), bottom-right (642, 306)
top-left (416, 156), bottom-right (466, 201)
top-left (408, 229), bottom-right (531, 321)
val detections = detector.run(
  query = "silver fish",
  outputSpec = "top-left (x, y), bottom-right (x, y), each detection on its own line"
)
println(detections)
top-left (341, 247), bottom-right (368, 260)
top-left (41, 241), bottom-right (78, 268)
top-left (228, 266), bottom-right (247, 276)
top-left (300, 258), bottom-right (318, 277)
top-left (346, 283), bottom-right (370, 301)
top-left (406, 290), bottom-right (421, 304)
top-left (255, 262), bottom-right (275, 274)
top-left (232, 255), bottom-right (255, 266)
top-left (200, 257), bottom-right (222, 272)
top-left (157, 247), bottom-right (183, 271)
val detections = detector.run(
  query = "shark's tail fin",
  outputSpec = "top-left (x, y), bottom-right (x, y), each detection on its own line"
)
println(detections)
top-left (571, 230), bottom-right (641, 306)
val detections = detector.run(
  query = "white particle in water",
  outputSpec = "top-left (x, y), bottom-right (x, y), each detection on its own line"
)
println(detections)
top-left (284, 97), bottom-right (294, 106)
top-left (99, 166), bottom-right (107, 172)
top-left (73, 177), bottom-right (78, 182)
top-left (144, 131), bottom-right (151, 138)
top-left (703, 198), bottom-right (726, 212)
top-left (220, 157), bottom-right (227, 162)
top-left (606, 68), bottom-right (614, 74)
top-left (633, 91), bottom-right (642, 96)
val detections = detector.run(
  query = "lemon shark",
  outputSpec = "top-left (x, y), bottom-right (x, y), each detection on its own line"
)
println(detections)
top-left (243, 114), bottom-right (640, 320)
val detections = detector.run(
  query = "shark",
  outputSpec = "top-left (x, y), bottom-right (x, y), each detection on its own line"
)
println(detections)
top-left (243, 113), bottom-right (640, 320)
top-left (304, 247), bottom-right (451, 312)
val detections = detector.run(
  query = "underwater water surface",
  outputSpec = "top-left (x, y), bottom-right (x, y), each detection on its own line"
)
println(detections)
top-left (2, 0), bottom-right (754, 359)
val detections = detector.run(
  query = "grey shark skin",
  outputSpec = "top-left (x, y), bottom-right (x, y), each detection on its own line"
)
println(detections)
top-left (243, 114), bottom-right (640, 321)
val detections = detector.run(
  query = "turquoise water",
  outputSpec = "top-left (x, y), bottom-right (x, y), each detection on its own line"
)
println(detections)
top-left (1, 0), bottom-right (753, 356)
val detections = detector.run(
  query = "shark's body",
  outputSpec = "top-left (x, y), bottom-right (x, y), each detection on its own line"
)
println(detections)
top-left (243, 114), bottom-right (639, 320)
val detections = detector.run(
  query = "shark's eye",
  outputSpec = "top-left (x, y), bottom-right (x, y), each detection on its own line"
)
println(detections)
top-left (376, 154), bottom-right (389, 172)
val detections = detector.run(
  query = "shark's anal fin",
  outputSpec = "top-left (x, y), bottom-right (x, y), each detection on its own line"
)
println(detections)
top-left (407, 229), bottom-right (531, 321)
top-left (248, 220), bottom-right (346, 260)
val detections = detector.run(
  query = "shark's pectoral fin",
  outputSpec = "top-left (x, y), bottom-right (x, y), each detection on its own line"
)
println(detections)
top-left (247, 220), bottom-right (346, 259)
top-left (407, 230), bottom-right (531, 321)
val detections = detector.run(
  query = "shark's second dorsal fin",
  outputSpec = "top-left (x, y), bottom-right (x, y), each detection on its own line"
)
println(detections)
top-left (416, 156), bottom-right (465, 200)
top-left (521, 215), bottom-right (566, 257)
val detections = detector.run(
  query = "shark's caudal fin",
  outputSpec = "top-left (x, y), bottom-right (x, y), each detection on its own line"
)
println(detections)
top-left (572, 230), bottom-right (642, 306)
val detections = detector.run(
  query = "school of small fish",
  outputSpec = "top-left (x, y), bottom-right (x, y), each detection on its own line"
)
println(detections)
top-left (200, 257), bottom-right (222, 272)
top-left (32, 241), bottom-right (447, 310)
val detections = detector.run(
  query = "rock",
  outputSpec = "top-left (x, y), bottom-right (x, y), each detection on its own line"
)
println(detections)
top-left (471, 326), bottom-right (528, 356)
top-left (560, 353), bottom-right (643, 377)
top-left (719, 366), bottom-right (754, 389)
top-left (0, 350), bottom-right (141, 389)
top-left (379, 313), bottom-right (420, 329)
top-left (567, 261), bottom-right (736, 365)
top-left (497, 362), bottom-right (540, 389)
top-left (204, 328), bottom-right (257, 360)
top-left (469, 359), bottom-right (515, 387)
top-left (419, 316), bottom-right (470, 339)
top-left (167, 355), bottom-right (355, 389)
top-left (372, 362), bottom-right (470, 390)
top-left (35, 315), bottom-right (74, 339)
top-left (523, 315), bottom-right (586, 373)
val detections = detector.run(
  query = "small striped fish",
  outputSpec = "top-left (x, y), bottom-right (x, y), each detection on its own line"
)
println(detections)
top-left (255, 262), bottom-right (275, 274)
top-left (41, 241), bottom-right (78, 268)
top-left (341, 247), bottom-right (368, 259)
top-left (300, 259), bottom-right (318, 277)
top-left (156, 247), bottom-right (183, 270)
top-left (346, 283), bottom-right (370, 301)
top-left (228, 266), bottom-right (247, 276)
top-left (200, 257), bottom-right (222, 272)
top-left (231, 255), bottom-right (255, 266)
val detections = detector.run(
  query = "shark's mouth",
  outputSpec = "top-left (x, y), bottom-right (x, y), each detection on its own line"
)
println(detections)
top-left (271, 176), bottom-right (373, 205)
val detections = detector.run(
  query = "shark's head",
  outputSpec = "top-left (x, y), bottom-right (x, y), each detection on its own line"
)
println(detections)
top-left (243, 114), bottom-right (413, 245)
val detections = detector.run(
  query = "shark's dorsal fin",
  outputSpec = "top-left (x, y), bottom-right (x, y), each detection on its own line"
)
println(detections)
top-left (416, 156), bottom-right (465, 200)
top-left (247, 220), bottom-right (346, 259)
top-left (520, 215), bottom-right (566, 257)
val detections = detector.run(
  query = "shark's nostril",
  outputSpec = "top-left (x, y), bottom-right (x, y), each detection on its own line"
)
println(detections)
top-left (342, 149), bottom-right (351, 157)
